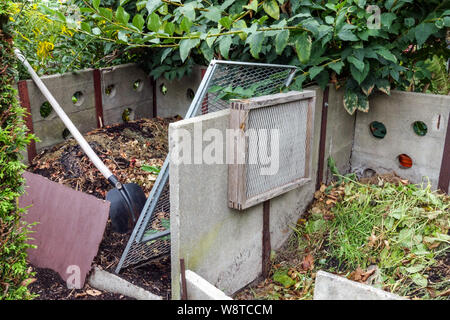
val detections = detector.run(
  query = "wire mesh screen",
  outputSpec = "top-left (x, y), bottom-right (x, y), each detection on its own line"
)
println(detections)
top-left (245, 99), bottom-right (309, 198)
top-left (197, 63), bottom-right (296, 116)
top-left (115, 60), bottom-right (297, 273)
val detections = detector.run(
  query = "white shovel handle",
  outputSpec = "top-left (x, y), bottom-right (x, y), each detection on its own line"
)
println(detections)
top-left (15, 49), bottom-right (114, 180)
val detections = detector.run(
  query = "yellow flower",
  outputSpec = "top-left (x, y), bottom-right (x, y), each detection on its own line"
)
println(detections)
top-left (61, 25), bottom-right (73, 37)
top-left (37, 41), bottom-right (55, 60)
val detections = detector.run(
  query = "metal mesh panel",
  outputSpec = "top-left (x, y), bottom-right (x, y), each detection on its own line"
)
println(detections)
top-left (115, 61), bottom-right (297, 273)
top-left (245, 99), bottom-right (309, 198)
top-left (116, 181), bottom-right (171, 270)
top-left (198, 63), bottom-right (295, 115)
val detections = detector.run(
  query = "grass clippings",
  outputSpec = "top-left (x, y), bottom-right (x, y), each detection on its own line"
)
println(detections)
top-left (235, 172), bottom-right (449, 300)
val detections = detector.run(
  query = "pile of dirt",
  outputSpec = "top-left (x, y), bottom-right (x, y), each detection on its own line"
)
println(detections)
top-left (28, 266), bottom-right (133, 300)
top-left (27, 116), bottom-right (179, 300)
top-left (29, 116), bottom-right (181, 198)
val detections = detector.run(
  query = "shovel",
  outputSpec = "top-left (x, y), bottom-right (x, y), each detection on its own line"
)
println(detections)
top-left (15, 49), bottom-right (146, 234)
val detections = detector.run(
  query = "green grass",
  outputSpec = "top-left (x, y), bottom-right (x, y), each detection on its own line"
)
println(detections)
top-left (242, 171), bottom-right (449, 300)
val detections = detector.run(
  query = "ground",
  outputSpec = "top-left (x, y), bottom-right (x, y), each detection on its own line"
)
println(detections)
top-left (234, 173), bottom-right (449, 300)
top-left (27, 116), bottom-right (179, 300)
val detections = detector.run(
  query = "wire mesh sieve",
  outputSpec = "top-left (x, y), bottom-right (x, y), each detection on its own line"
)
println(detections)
top-left (115, 60), bottom-right (297, 273)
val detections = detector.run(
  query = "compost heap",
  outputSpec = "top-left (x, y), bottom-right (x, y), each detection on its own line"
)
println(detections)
top-left (29, 116), bottom-right (181, 199)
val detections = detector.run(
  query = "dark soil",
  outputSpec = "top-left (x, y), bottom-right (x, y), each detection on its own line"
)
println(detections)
top-left (29, 116), bottom-right (180, 198)
top-left (92, 219), bottom-right (172, 299)
top-left (27, 117), bottom-right (179, 300)
top-left (29, 266), bottom-right (134, 300)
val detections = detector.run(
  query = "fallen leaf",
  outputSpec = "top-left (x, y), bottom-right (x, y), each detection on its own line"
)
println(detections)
top-left (21, 278), bottom-right (36, 286)
top-left (368, 233), bottom-right (377, 247)
top-left (86, 289), bottom-right (102, 296)
top-left (438, 288), bottom-right (450, 297)
top-left (426, 287), bottom-right (436, 298)
top-left (301, 254), bottom-right (314, 271)
top-left (361, 269), bottom-right (376, 282)
top-left (350, 267), bottom-right (364, 282)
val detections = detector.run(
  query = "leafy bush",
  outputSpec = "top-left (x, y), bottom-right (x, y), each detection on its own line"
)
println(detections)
top-left (46, 0), bottom-right (449, 114)
top-left (9, 0), bottom-right (136, 79)
top-left (0, 4), bottom-right (37, 300)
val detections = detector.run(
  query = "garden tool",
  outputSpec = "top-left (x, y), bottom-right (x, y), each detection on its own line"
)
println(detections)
top-left (15, 49), bottom-right (146, 234)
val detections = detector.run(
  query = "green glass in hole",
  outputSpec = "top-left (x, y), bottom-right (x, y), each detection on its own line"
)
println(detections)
top-left (413, 121), bottom-right (427, 136)
top-left (369, 121), bottom-right (387, 139)
top-left (62, 128), bottom-right (70, 140)
top-left (40, 101), bottom-right (52, 118)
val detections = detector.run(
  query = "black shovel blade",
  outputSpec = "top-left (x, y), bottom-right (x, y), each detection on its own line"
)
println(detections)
top-left (106, 183), bottom-right (147, 233)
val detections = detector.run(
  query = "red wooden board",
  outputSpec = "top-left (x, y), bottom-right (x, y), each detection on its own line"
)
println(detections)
top-left (19, 171), bottom-right (110, 288)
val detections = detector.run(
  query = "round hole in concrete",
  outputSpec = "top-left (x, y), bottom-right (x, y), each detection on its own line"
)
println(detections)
top-left (369, 121), bottom-right (387, 139)
top-left (413, 121), bottom-right (427, 136)
top-left (122, 108), bottom-right (135, 122)
top-left (62, 128), bottom-right (71, 140)
top-left (398, 154), bottom-right (413, 169)
top-left (72, 91), bottom-right (84, 106)
top-left (362, 168), bottom-right (376, 179)
top-left (40, 101), bottom-right (52, 118)
top-left (105, 84), bottom-right (116, 97)
top-left (160, 83), bottom-right (168, 95)
top-left (133, 79), bottom-right (143, 92)
top-left (187, 88), bottom-right (195, 100)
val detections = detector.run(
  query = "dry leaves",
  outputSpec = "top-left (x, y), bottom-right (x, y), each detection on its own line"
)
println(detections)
top-left (301, 254), bottom-right (314, 271)
top-left (86, 289), bottom-right (102, 296)
top-left (29, 117), bottom-right (181, 199)
top-left (349, 267), bottom-right (376, 283)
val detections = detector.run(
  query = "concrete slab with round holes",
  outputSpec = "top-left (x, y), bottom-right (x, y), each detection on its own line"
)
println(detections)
top-left (352, 90), bottom-right (450, 190)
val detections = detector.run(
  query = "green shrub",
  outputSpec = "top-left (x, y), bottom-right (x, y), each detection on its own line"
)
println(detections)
top-left (0, 3), bottom-right (37, 300)
top-left (9, 0), bottom-right (136, 79)
top-left (46, 0), bottom-right (449, 114)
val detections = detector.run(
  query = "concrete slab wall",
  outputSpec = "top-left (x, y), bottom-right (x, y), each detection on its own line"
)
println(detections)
top-left (352, 90), bottom-right (450, 190)
top-left (323, 86), bottom-right (356, 182)
top-left (19, 63), bottom-right (205, 161)
top-left (184, 270), bottom-right (233, 300)
top-left (169, 86), bottom-right (342, 299)
top-left (156, 65), bottom-right (205, 118)
top-left (100, 64), bottom-right (154, 125)
top-left (24, 68), bottom-right (97, 152)
top-left (313, 271), bottom-right (406, 300)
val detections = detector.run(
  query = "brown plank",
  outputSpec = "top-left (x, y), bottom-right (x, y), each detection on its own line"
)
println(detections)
top-left (17, 80), bottom-right (37, 163)
top-left (93, 69), bottom-right (104, 128)
top-left (304, 96), bottom-right (316, 179)
top-left (262, 200), bottom-right (271, 278)
top-left (180, 259), bottom-right (187, 300)
top-left (228, 93), bottom-right (315, 210)
top-left (19, 171), bottom-right (110, 288)
top-left (316, 86), bottom-right (329, 190)
top-left (152, 77), bottom-right (157, 117)
top-left (438, 111), bottom-right (450, 194)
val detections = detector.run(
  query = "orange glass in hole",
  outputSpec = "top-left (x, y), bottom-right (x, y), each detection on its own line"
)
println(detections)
top-left (398, 154), bottom-right (413, 168)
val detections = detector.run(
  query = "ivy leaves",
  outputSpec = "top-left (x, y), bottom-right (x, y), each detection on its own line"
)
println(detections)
top-left (59, 0), bottom-right (449, 114)
top-left (295, 33), bottom-right (312, 64)
top-left (263, 0), bottom-right (280, 20)
top-left (179, 38), bottom-right (200, 62)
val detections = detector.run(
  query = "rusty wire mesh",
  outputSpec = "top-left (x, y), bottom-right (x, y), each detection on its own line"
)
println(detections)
top-left (115, 61), bottom-right (297, 273)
